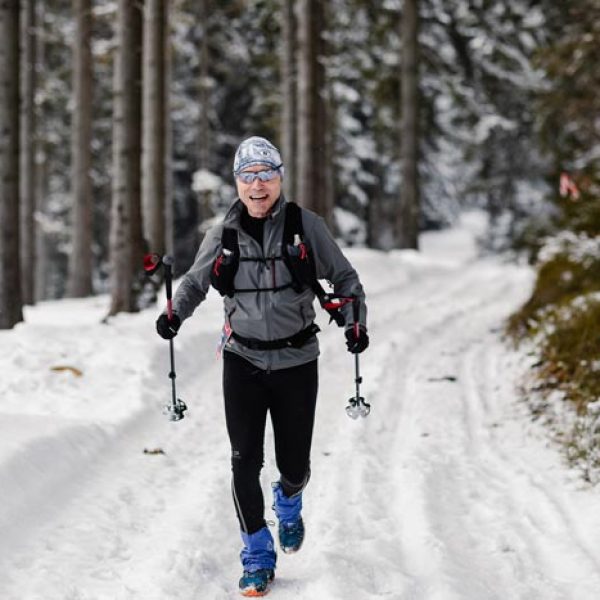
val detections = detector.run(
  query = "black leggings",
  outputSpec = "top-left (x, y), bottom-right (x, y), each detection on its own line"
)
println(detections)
top-left (223, 351), bottom-right (318, 534)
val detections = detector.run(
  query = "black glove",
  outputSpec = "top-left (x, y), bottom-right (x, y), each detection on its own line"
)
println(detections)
top-left (345, 325), bottom-right (369, 354)
top-left (156, 313), bottom-right (181, 340)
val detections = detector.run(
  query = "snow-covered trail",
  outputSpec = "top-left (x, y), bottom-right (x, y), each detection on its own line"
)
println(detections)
top-left (313, 261), bottom-right (600, 600)
top-left (2, 212), bottom-right (600, 600)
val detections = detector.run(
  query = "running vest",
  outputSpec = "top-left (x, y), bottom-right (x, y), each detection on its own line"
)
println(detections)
top-left (210, 202), bottom-right (348, 327)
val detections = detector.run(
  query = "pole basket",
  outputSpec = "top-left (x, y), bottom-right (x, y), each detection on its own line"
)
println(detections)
top-left (346, 395), bottom-right (371, 419)
top-left (163, 398), bottom-right (188, 421)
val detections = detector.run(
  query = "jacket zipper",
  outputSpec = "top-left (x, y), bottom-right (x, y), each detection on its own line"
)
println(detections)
top-left (271, 258), bottom-right (277, 289)
top-left (240, 219), bottom-right (275, 373)
top-left (263, 222), bottom-right (274, 373)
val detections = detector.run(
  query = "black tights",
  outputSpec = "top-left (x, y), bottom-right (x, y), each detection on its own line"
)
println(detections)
top-left (223, 352), bottom-right (318, 534)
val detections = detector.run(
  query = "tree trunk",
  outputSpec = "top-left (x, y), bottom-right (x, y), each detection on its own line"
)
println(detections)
top-left (142, 0), bottom-right (167, 257)
top-left (20, 0), bottom-right (36, 305)
top-left (280, 0), bottom-right (296, 200)
top-left (0, 1), bottom-right (23, 329)
top-left (108, 0), bottom-right (144, 315)
top-left (296, 0), bottom-right (331, 225)
top-left (34, 0), bottom-right (48, 302)
top-left (195, 0), bottom-right (214, 230)
top-left (67, 0), bottom-right (93, 297)
top-left (323, 79), bottom-right (336, 233)
top-left (196, 0), bottom-right (210, 173)
top-left (128, 1), bottom-right (145, 285)
top-left (164, 16), bottom-right (173, 258)
top-left (34, 138), bottom-right (49, 302)
top-left (397, 0), bottom-right (420, 249)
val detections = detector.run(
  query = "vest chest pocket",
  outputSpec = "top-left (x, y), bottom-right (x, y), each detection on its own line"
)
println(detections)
top-left (210, 248), bottom-right (237, 297)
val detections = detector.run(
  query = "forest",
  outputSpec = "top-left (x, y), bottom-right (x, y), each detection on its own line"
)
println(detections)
top-left (0, 2), bottom-right (599, 465)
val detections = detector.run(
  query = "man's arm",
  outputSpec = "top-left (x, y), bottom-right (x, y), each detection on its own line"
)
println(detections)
top-left (170, 224), bottom-right (223, 322)
top-left (305, 214), bottom-right (367, 330)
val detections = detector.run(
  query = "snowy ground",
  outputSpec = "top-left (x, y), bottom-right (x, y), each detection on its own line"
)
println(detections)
top-left (1, 211), bottom-right (600, 600)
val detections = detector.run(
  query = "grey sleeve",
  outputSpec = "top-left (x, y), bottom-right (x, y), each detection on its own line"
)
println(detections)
top-left (171, 225), bottom-right (223, 322)
top-left (306, 215), bottom-right (367, 329)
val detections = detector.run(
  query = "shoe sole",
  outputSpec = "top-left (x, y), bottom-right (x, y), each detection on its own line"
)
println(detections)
top-left (240, 589), bottom-right (269, 597)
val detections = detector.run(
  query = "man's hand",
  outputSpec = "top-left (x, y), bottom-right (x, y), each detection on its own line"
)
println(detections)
top-left (345, 326), bottom-right (369, 354)
top-left (156, 313), bottom-right (181, 340)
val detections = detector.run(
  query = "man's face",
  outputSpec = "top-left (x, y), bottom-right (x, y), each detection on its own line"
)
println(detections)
top-left (236, 164), bottom-right (282, 218)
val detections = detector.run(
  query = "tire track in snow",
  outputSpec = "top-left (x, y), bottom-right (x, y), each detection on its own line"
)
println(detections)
top-left (299, 257), bottom-right (600, 600)
top-left (407, 280), bottom-right (560, 600)
top-left (391, 263), bottom-right (600, 600)
top-left (293, 261), bottom-right (527, 599)
top-left (374, 268), bottom-right (530, 600)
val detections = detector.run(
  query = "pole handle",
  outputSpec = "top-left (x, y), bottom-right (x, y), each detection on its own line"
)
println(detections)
top-left (352, 296), bottom-right (360, 339)
top-left (163, 255), bottom-right (174, 319)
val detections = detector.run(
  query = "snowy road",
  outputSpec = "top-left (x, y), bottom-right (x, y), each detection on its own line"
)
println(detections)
top-left (2, 212), bottom-right (600, 599)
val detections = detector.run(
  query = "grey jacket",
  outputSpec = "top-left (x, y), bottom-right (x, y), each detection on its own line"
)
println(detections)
top-left (172, 196), bottom-right (367, 371)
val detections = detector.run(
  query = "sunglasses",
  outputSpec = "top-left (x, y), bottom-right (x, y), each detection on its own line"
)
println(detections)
top-left (236, 168), bottom-right (280, 184)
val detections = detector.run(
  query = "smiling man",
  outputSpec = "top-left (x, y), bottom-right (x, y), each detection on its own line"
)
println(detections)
top-left (233, 137), bottom-right (283, 218)
top-left (155, 135), bottom-right (369, 596)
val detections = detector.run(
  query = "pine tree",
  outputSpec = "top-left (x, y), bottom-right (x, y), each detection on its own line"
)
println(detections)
top-left (67, 0), bottom-right (94, 297)
top-left (0, 0), bottom-right (24, 328)
top-left (397, 0), bottom-right (420, 249)
top-left (296, 0), bottom-right (332, 224)
top-left (20, 0), bottom-right (38, 304)
top-left (142, 0), bottom-right (168, 257)
top-left (194, 0), bottom-right (214, 230)
top-left (108, 0), bottom-right (144, 315)
top-left (280, 0), bottom-right (297, 200)
top-left (34, 0), bottom-right (49, 302)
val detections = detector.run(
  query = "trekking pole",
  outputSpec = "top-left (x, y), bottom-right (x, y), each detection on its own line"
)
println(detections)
top-left (144, 253), bottom-right (188, 422)
top-left (345, 297), bottom-right (370, 419)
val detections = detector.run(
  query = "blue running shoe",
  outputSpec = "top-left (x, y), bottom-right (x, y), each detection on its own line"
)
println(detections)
top-left (239, 568), bottom-right (275, 597)
top-left (279, 517), bottom-right (305, 554)
top-left (239, 527), bottom-right (276, 596)
top-left (272, 482), bottom-right (305, 554)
